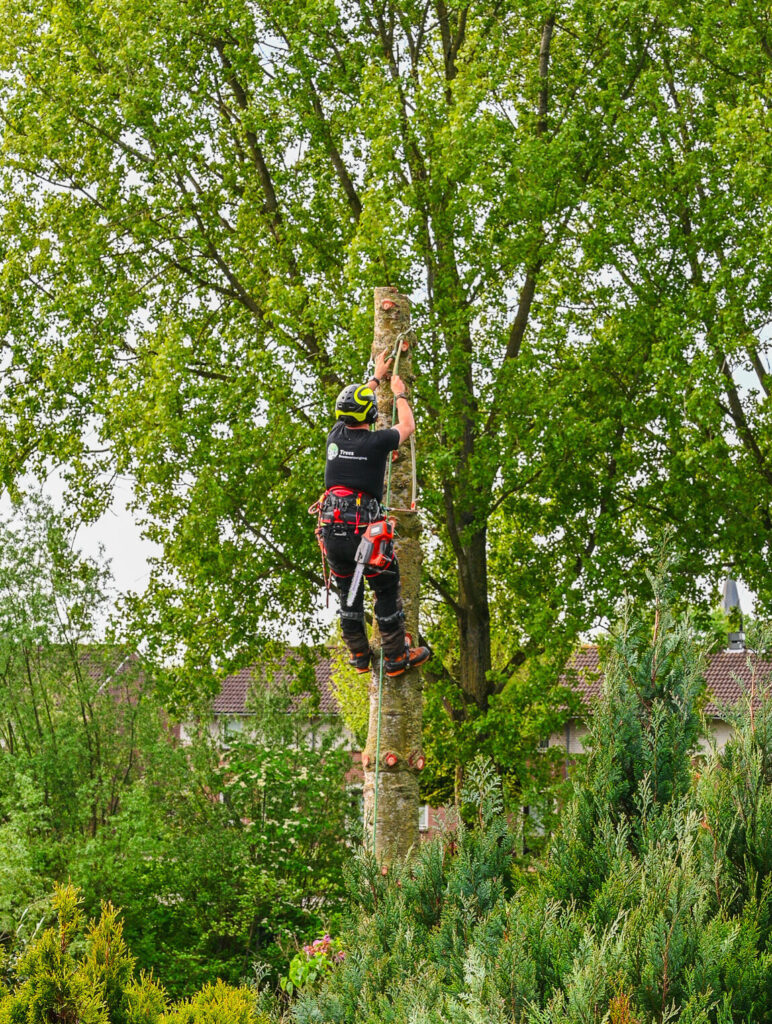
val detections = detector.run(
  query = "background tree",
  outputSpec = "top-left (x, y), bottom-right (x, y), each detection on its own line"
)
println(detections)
top-left (0, 500), bottom-right (356, 995)
top-left (0, 495), bottom-right (149, 937)
top-left (78, 695), bottom-right (356, 996)
top-left (0, 1), bottom-right (771, 749)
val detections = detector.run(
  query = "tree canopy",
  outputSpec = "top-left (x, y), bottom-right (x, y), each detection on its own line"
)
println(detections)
top-left (0, 0), bottom-right (771, 713)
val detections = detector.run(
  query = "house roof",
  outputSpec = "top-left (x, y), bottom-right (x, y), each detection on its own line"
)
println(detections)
top-left (213, 650), bottom-right (340, 716)
top-left (214, 643), bottom-right (772, 721)
top-left (562, 644), bottom-right (772, 717)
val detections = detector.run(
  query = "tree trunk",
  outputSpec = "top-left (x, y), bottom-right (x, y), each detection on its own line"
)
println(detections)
top-left (362, 287), bottom-right (423, 865)
top-left (456, 527), bottom-right (492, 710)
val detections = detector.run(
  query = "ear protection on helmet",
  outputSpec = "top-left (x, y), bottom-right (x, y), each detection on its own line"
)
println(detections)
top-left (335, 384), bottom-right (377, 425)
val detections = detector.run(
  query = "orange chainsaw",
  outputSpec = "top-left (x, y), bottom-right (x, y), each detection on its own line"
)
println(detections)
top-left (346, 519), bottom-right (396, 606)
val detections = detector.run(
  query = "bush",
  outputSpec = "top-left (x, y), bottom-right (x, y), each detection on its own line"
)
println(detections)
top-left (0, 886), bottom-right (277, 1024)
top-left (283, 591), bottom-right (772, 1024)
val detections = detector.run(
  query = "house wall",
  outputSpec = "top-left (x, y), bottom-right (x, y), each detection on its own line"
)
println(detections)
top-left (545, 719), bottom-right (590, 761)
top-left (548, 716), bottom-right (736, 758)
top-left (700, 718), bottom-right (733, 754)
top-left (181, 714), bottom-right (357, 751)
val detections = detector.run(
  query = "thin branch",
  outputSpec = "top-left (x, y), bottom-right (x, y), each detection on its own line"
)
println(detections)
top-left (426, 572), bottom-right (462, 614)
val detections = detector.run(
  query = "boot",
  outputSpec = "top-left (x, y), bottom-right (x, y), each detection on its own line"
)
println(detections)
top-left (384, 643), bottom-right (432, 677)
top-left (348, 650), bottom-right (371, 674)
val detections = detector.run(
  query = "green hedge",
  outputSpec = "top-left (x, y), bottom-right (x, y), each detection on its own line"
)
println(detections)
top-left (286, 592), bottom-right (772, 1024)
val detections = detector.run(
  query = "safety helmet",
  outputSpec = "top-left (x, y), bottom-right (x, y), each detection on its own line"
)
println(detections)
top-left (335, 384), bottom-right (377, 425)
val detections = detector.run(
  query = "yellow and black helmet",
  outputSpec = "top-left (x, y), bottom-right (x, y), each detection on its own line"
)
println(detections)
top-left (335, 384), bottom-right (377, 425)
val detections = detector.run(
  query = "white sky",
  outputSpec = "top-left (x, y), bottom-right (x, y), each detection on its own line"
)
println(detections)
top-left (74, 478), bottom-right (158, 594)
top-left (0, 471), bottom-right (158, 598)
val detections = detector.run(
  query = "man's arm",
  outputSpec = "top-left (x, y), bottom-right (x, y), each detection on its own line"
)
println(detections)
top-left (390, 373), bottom-right (415, 443)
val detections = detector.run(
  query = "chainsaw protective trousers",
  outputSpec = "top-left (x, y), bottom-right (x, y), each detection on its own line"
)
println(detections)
top-left (320, 526), bottom-right (405, 659)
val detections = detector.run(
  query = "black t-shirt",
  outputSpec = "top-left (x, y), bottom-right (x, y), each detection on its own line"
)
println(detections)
top-left (324, 421), bottom-right (400, 501)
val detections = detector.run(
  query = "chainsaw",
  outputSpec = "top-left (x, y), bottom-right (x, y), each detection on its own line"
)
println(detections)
top-left (346, 519), bottom-right (396, 606)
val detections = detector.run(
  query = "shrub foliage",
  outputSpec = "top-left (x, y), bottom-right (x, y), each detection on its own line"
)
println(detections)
top-left (286, 587), bottom-right (772, 1024)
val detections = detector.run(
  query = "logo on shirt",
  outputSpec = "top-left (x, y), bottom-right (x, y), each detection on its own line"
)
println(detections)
top-left (327, 442), bottom-right (339, 460)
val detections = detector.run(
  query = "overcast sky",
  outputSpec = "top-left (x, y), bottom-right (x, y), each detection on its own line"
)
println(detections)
top-left (0, 471), bottom-right (157, 598)
top-left (74, 478), bottom-right (159, 595)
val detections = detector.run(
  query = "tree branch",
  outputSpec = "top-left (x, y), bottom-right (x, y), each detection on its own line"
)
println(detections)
top-left (426, 571), bottom-right (462, 614)
top-left (306, 79), bottom-right (362, 220)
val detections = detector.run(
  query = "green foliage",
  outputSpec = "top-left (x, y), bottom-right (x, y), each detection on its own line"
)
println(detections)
top-left (421, 650), bottom-right (577, 849)
top-left (548, 562), bottom-right (706, 905)
top-left (3, 0), bottom-right (772, 730)
top-left (0, 887), bottom-right (274, 1024)
top-left (0, 884), bottom-right (116, 1024)
top-left (0, 497), bottom-right (158, 949)
top-left (695, 623), bottom-right (772, 914)
top-left (161, 981), bottom-right (269, 1024)
top-left (280, 936), bottom-right (343, 998)
top-left (75, 713), bottom-right (356, 996)
top-left (327, 631), bottom-right (369, 750)
top-left (282, 595), bottom-right (772, 1024)
top-left (4, 583), bottom-right (772, 1021)
top-left (0, 502), bottom-right (355, 998)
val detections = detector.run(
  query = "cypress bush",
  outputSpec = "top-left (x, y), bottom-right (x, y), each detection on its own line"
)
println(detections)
top-left (286, 587), bottom-right (772, 1024)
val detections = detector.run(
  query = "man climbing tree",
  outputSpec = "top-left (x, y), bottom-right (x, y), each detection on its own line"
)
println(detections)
top-left (316, 350), bottom-right (431, 678)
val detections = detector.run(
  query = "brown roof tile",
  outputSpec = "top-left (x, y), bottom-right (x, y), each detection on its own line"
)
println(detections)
top-left (561, 645), bottom-right (603, 706)
top-left (212, 651), bottom-right (340, 716)
top-left (216, 644), bottom-right (772, 723)
top-left (702, 650), bottom-right (772, 715)
top-left (562, 645), bottom-right (772, 718)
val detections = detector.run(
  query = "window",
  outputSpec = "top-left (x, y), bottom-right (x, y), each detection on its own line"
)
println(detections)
top-left (418, 804), bottom-right (429, 832)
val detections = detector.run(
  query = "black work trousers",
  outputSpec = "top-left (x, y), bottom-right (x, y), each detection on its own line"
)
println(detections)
top-left (321, 525), bottom-right (406, 659)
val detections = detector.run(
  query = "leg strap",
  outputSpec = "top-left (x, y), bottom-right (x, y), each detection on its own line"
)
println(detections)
top-left (340, 608), bottom-right (366, 624)
top-left (377, 608), bottom-right (404, 628)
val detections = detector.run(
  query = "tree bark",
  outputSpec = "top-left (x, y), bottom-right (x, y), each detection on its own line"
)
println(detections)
top-left (456, 528), bottom-right (492, 709)
top-left (362, 287), bottom-right (423, 864)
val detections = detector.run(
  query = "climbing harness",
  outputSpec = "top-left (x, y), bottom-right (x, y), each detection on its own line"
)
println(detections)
top-left (308, 487), bottom-right (383, 606)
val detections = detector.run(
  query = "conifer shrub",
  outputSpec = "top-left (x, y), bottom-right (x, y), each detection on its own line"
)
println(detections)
top-left (0, 885), bottom-right (275, 1024)
top-left (285, 577), bottom-right (772, 1024)
top-left (547, 572), bottom-right (705, 905)
top-left (696, 651), bottom-right (772, 910)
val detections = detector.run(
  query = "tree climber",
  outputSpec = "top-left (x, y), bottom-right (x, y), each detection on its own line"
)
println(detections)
top-left (317, 351), bottom-right (431, 677)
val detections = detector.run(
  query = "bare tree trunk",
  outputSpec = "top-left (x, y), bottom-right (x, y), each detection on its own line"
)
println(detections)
top-left (362, 287), bottom-right (424, 865)
top-left (457, 529), bottom-right (492, 710)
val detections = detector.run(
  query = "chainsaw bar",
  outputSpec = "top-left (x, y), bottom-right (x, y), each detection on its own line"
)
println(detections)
top-left (346, 562), bottom-right (366, 606)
